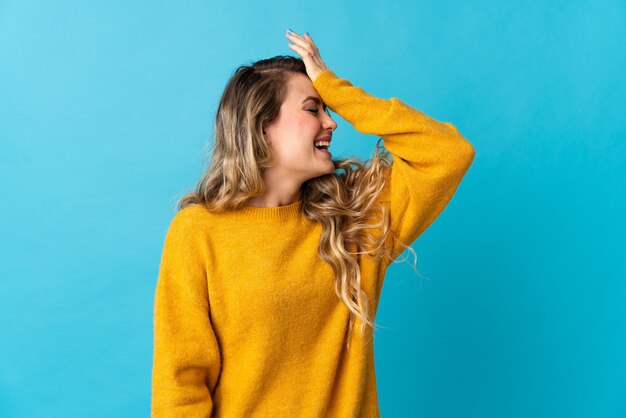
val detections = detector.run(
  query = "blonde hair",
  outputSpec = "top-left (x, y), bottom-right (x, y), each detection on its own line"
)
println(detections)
top-left (177, 55), bottom-right (416, 349)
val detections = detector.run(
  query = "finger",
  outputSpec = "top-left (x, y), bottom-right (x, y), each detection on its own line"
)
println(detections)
top-left (286, 29), bottom-right (305, 39)
top-left (287, 32), bottom-right (317, 51)
top-left (303, 33), bottom-right (319, 50)
top-left (287, 42), bottom-right (304, 55)
top-left (286, 32), bottom-right (312, 49)
top-left (300, 32), bottom-right (320, 52)
top-left (287, 42), bottom-right (310, 58)
top-left (286, 31), bottom-right (305, 43)
top-left (292, 43), bottom-right (315, 58)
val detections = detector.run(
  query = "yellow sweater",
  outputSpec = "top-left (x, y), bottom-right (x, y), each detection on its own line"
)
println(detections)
top-left (152, 69), bottom-right (475, 417)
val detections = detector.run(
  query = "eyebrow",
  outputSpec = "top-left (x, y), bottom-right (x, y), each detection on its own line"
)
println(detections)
top-left (301, 96), bottom-right (328, 111)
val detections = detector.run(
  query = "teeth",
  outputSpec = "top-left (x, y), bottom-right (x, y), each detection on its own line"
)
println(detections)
top-left (314, 141), bottom-right (330, 147)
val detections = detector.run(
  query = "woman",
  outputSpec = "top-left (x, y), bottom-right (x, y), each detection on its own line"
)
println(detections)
top-left (152, 29), bottom-right (475, 417)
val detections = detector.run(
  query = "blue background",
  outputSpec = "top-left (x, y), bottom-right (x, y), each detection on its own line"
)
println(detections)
top-left (1, 1), bottom-right (625, 417)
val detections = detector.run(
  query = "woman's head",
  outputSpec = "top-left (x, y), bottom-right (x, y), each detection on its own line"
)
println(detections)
top-left (198, 56), bottom-right (338, 208)
top-left (262, 70), bottom-right (337, 186)
top-left (179, 55), bottom-right (413, 349)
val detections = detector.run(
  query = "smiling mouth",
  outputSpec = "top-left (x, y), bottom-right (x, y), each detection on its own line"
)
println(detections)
top-left (315, 147), bottom-right (332, 156)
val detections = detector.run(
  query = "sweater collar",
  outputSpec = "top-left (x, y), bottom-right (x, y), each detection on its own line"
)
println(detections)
top-left (235, 199), bottom-right (303, 221)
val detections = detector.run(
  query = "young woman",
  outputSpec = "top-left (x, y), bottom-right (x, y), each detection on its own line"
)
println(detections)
top-left (152, 30), bottom-right (475, 417)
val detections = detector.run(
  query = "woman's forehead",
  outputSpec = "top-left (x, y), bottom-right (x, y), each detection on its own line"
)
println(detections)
top-left (280, 73), bottom-right (326, 111)
top-left (287, 73), bottom-right (317, 96)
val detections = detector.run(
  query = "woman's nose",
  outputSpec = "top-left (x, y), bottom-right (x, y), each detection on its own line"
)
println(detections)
top-left (323, 113), bottom-right (337, 131)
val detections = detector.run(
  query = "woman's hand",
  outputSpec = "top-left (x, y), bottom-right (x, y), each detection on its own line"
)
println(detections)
top-left (285, 29), bottom-right (330, 83)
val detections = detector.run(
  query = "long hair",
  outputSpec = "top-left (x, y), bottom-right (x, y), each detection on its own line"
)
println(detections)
top-left (177, 55), bottom-right (415, 349)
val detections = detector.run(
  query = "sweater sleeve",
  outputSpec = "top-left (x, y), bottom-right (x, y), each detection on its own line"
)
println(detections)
top-left (152, 207), bottom-right (221, 417)
top-left (312, 69), bottom-right (475, 265)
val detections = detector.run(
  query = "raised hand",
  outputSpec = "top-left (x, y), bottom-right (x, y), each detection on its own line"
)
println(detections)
top-left (285, 29), bottom-right (330, 83)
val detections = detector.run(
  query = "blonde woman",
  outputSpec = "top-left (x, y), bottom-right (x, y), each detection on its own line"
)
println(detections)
top-left (152, 29), bottom-right (475, 417)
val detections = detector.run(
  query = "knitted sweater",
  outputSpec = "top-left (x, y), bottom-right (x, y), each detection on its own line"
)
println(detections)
top-left (151, 69), bottom-right (475, 417)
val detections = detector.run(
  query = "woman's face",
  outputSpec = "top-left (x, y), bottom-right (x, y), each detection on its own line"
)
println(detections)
top-left (263, 72), bottom-right (338, 183)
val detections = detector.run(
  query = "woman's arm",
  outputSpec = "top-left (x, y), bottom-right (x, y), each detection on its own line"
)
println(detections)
top-left (152, 207), bottom-right (221, 417)
top-left (312, 69), bottom-right (475, 264)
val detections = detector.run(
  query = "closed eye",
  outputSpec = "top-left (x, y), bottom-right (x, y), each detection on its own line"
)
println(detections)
top-left (307, 108), bottom-right (331, 116)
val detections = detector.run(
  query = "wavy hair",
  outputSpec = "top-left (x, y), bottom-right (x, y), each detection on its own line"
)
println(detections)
top-left (177, 55), bottom-right (416, 349)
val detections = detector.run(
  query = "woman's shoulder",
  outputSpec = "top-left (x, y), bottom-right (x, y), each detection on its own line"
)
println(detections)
top-left (167, 204), bottom-right (215, 235)
top-left (175, 203), bottom-right (212, 219)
